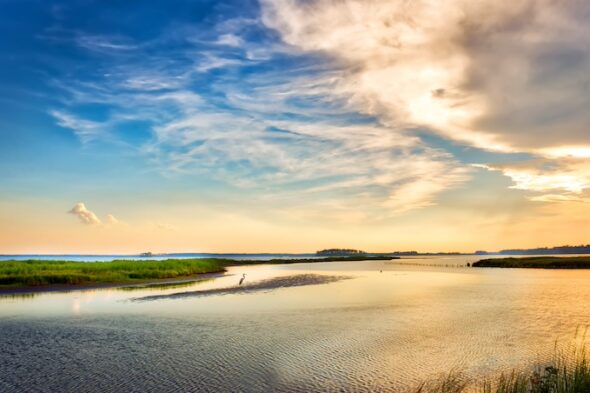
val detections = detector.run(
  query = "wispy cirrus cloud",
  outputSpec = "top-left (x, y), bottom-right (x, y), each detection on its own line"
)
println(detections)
top-left (48, 10), bottom-right (470, 220)
top-left (50, 110), bottom-right (104, 143)
top-left (215, 33), bottom-right (243, 47)
top-left (475, 158), bottom-right (590, 204)
top-left (75, 35), bottom-right (138, 53)
top-left (38, 27), bottom-right (140, 55)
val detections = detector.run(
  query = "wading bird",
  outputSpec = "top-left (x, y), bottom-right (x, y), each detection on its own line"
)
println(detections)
top-left (239, 273), bottom-right (246, 286)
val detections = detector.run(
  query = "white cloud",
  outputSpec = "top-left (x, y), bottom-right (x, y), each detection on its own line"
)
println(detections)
top-left (50, 110), bottom-right (103, 143)
top-left (215, 33), bottom-right (243, 47)
top-left (476, 159), bottom-right (590, 200)
top-left (259, 0), bottom-right (590, 205)
top-left (68, 202), bottom-right (101, 225)
top-left (260, 0), bottom-right (496, 149)
top-left (260, 0), bottom-right (590, 154)
top-left (75, 34), bottom-right (138, 53)
top-left (194, 54), bottom-right (245, 73)
top-left (529, 194), bottom-right (590, 204)
top-left (146, 112), bottom-right (469, 217)
top-left (105, 214), bottom-right (120, 225)
top-left (122, 76), bottom-right (182, 91)
top-left (67, 204), bottom-right (124, 226)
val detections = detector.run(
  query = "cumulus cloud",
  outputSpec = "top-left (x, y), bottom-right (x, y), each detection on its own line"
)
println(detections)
top-left (259, 0), bottom-right (590, 203)
top-left (68, 202), bottom-right (101, 225)
top-left (68, 203), bottom-right (121, 225)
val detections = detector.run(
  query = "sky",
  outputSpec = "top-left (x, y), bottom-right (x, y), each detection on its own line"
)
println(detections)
top-left (1, 0), bottom-right (590, 254)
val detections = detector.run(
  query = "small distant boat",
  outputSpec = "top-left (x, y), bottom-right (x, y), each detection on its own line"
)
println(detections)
top-left (140, 252), bottom-right (154, 257)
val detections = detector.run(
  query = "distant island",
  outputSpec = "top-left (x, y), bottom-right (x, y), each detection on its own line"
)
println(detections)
top-left (316, 248), bottom-right (366, 256)
top-left (316, 249), bottom-right (464, 256)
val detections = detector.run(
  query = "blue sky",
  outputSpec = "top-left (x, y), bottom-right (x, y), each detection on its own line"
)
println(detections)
top-left (2, 0), bottom-right (590, 253)
top-left (1, 0), bottom-right (467, 201)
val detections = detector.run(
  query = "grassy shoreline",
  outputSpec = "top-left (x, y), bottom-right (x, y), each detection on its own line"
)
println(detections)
top-left (416, 345), bottom-right (590, 393)
top-left (473, 256), bottom-right (590, 269)
top-left (0, 256), bottom-right (395, 291)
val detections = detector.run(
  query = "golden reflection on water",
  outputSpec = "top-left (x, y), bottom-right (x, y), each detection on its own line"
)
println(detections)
top-left (1, 257), bottom-right (590, 391)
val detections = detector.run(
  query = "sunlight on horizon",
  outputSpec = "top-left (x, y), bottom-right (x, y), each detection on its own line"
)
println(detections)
top-left (2, 0), bottom-right (590, 253)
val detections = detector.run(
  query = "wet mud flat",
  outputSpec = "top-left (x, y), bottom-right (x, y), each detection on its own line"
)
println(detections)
top-left (134, 274), bottom-right (352, 301)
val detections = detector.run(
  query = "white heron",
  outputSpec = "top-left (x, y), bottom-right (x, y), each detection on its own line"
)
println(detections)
top-left (239, 273), bottom-right (246, 286)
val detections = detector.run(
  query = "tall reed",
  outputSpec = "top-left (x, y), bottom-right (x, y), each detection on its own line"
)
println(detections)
top-left (415, 332), bottom-right (590, 393)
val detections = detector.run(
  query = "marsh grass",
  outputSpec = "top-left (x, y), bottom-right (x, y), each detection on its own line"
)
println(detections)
top-left (414, 369), bottom-right (469, 393)
top-left (416, 337), bottom-right (590, 393)
top-left (0, 255), bottom-right (384, 289)
top-left (0, 258), bottom-right (229, 288)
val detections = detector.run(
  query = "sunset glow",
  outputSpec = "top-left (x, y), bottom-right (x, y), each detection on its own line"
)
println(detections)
top-left (2, 0), bottom-right (590, 253)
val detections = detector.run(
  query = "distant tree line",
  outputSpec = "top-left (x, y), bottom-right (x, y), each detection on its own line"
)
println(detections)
top-left (501, 244), bottom-right (590, 255)
top-left (316, 249), bottom-right (466, 256)
top-left (316, 248), bottom-right (366, 255)
top-left (477, 244), bottom-right (590, 255)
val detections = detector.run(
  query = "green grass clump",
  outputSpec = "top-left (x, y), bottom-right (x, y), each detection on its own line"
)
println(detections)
top-left (414, 370), bottom-right (469, 393)
top-left (473, 257), bottom-right (590, 269)
top-left (0, 258), bottom-right (229, 288)
top-left (416, 343), bottom-right (590, 393)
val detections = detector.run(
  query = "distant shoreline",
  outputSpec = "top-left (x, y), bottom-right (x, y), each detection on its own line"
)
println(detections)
top-left (473, 256), bottom-right (590, 269)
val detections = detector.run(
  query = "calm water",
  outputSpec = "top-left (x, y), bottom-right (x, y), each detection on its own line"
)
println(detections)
top-left (1, 256), bottom-right (590, 392)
